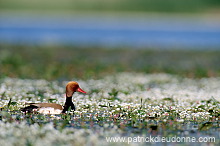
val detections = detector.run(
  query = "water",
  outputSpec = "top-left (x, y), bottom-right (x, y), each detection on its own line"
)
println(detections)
top-left (0, 14), bottom-right (220, 49)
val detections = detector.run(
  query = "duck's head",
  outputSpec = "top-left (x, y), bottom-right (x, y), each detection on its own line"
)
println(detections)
top-left (66, 81), bottom-right (86, 97)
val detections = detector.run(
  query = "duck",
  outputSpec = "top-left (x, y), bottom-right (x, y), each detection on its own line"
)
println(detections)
top-left (21, 81), bottom-right (86, 114)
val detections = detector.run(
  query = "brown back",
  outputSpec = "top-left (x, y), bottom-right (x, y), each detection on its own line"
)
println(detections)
top-left (30, 103), bottom-right (63, 110)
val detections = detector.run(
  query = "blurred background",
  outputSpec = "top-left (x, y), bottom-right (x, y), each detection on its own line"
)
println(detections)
top-left (0, 0), bottom-right (220, 80)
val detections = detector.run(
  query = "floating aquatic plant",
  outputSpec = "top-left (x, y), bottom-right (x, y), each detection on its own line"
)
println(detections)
top-left (0, 73), bottom-right (219, 145)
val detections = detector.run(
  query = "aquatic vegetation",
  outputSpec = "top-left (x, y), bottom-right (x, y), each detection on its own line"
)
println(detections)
top-left (0, 73), bottom-right (219, 145)
top-left (1, 46), bottom-right (220, 80)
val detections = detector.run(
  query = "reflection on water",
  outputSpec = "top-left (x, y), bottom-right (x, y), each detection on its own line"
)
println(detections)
top-left (0, 14), bottom-right (220, 49)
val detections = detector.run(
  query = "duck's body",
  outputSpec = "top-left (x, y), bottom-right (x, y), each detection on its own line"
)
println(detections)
top-left (21, 81), bottom-right (86, 114)
top-left (22, 103), bottom-right (65, 114)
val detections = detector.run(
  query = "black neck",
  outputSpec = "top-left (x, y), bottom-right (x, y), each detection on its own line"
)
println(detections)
top-left (62, 96), bottom-right (75, 113)
top-left (65, 95), bottom-right (73, 102)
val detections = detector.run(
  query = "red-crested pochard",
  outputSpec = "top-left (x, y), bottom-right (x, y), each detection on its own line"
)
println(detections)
top-left (21, 81), bottom-right (86, 114)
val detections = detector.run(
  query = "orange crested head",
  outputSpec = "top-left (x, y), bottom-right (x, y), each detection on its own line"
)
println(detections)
top-left (66, 81), bottom-right (86, 97)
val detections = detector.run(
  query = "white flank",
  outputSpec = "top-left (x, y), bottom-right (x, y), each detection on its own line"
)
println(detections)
top-left (38, 107), bottom-right (62, 114)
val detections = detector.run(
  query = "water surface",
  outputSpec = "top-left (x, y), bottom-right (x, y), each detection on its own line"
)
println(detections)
top-left (0, 14), bottom-right (220, 49)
